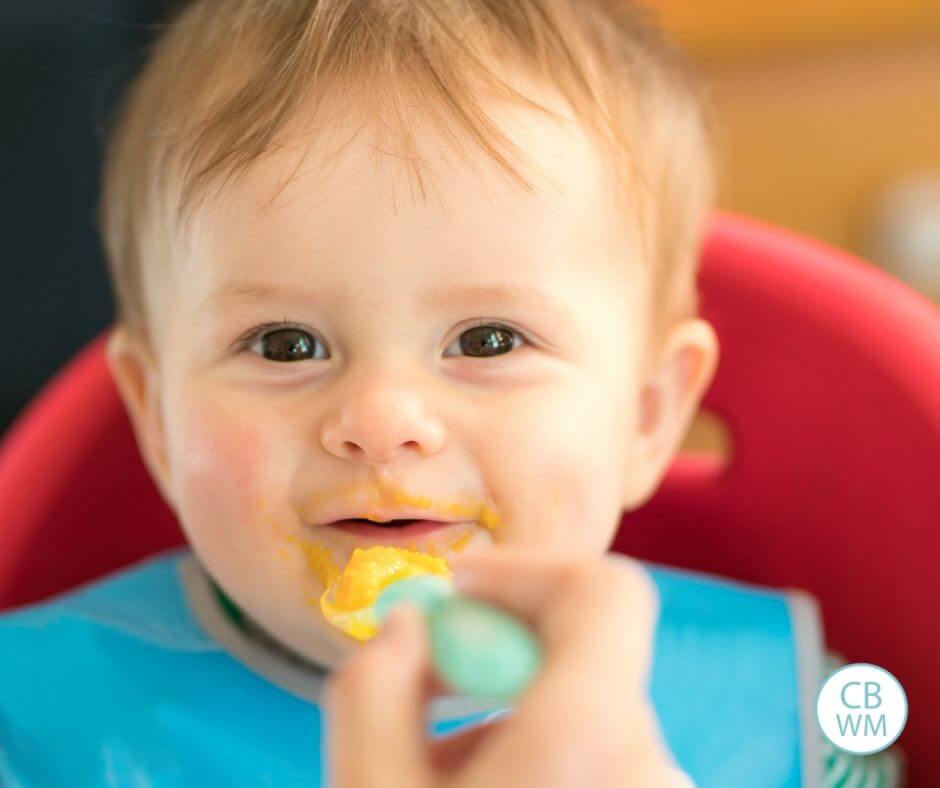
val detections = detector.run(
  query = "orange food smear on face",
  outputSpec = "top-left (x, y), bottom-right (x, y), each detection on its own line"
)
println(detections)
top-left (277, 480), bottom-right (499, 636)
top-left (284, 534), bottom-right (341, 587)
top-left (447, 529), bottom-right (474, 552)
top-left (478, 504), bottom-right (499, 530)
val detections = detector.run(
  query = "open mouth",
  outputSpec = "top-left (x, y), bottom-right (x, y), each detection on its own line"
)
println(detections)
top-left (325, 517), bottom-right (468, 543)
top-left (338, 518), bottom-right (423, 527)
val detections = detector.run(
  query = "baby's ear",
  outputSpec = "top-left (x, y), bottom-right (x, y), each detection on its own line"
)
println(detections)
top-left (105, 325), bottom-right (177, 512)
top-left (622, 318), bottom-right (720, 511)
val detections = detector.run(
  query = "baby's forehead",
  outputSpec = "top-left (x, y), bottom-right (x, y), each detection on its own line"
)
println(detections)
top-left (141, 95), bottom-right (655, 361)
top-left (184, 94), bottom-right (641, 293)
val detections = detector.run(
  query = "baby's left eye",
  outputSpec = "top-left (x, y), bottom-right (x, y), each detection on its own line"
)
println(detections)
top-left (443, 324), bottom-right (524, 358)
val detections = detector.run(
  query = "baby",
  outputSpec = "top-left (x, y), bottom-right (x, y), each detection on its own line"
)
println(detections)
top-left (100, 0), bottom-right (718, 668)
top-left (0, 0), bottom-right (902, 786)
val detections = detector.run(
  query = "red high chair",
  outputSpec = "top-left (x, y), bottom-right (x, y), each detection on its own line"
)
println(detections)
top-left (1, 212), bottom-right (938, 782)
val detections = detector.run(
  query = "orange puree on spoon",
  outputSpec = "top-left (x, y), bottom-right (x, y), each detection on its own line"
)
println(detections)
top-left (320, 546), bottom-right (450, 641)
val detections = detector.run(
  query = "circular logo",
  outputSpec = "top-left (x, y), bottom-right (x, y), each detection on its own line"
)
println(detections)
top-left (816, 663), bottom-right (907, 754)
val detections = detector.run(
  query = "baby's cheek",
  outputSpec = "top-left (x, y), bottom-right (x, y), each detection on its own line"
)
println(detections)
top-left (484, 394), bottom-right (626, 555)
top-left (169, 405), bottom-right (280, 552)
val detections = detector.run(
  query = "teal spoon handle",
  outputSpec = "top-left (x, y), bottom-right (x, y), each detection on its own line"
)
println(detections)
top-left (374, 575), bottom-right (542, 702)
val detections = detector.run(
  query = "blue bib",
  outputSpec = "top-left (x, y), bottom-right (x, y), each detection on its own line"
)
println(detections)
top-left (0, 548), bottom-right (821, 786)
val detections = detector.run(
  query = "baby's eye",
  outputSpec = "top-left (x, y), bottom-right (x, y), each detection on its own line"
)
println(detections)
top-left (444, 324), bottom-right (524, 358)
top-left (248, 327), bottom-right (328, 362)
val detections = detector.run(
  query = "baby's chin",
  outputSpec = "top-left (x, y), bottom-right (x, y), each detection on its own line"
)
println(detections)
top-left (283, 607), bottom-right (363, 671)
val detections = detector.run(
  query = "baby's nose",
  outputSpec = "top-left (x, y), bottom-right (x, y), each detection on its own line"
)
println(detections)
top-left (320, 386), bottom-right (446, 463)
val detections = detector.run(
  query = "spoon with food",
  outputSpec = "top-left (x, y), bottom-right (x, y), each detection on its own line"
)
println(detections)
top-left (321, 545), bottom-right (541, 701)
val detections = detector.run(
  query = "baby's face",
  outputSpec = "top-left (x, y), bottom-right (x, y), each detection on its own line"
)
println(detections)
top-left (132, 88), bottom-right (665, 665)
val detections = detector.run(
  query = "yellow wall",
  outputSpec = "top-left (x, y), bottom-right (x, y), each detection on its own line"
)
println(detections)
top-left (654, 0), bottom-right (940, 60)
top-left (662, 2), bottom-right (940, 455)
top-left (706, 41), bottom-right (940, 297)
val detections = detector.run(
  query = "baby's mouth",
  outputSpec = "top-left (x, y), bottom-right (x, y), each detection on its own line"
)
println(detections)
top-left (292, 515), bottom-right (489, 589)
top-left (338, 517), bottom-right (423, 527)
top-left (326, 517), bottom-right (468, 542)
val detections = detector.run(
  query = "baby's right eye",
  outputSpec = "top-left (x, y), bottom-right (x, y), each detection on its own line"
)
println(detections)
top-left (248, 327), bottom-right (329, 362)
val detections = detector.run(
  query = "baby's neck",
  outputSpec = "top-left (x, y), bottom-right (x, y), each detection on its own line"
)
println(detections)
top-left (207, 575), bottom-right (334, 676)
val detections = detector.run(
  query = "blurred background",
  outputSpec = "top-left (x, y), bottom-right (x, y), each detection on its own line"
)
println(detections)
top-left (0, 0), bottom-right (938, 434)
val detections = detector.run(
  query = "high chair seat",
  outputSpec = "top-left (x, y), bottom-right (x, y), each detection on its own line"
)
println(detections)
top-left (1, 211), bottom-right (938, 782)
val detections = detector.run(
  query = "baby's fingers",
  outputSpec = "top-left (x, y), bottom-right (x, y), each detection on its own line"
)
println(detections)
top-left (324, 606), bottom-right (435, 788)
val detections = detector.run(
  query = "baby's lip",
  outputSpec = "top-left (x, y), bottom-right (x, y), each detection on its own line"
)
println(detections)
top-left (312, 505), bottom-right (470, 527)
top-left (325, 518), bottom-right (469, 543)
top-left (310, 517), bottom-right (480, 554)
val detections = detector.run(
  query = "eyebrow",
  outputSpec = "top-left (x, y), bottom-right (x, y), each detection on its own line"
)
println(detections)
top-left (203, 281), bottom-right (328, 311)
top-left (417, 283), bottom-right (565, 312)
top-left (204, 279), bottom-right (574, 320)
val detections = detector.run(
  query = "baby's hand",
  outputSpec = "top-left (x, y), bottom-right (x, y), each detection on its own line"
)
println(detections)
top-left (324, 547), bottom-right (691, 787)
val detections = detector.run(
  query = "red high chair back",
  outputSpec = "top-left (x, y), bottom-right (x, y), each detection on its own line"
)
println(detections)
top-left (1, 212), bottom-right (938, 781)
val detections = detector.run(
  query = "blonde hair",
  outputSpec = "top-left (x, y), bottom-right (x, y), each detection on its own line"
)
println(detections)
top-left (99, 0), bottom-right (715, 351)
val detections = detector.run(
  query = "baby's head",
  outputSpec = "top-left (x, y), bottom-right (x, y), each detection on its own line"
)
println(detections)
top-left (100, 0), bottom-right (719, 664)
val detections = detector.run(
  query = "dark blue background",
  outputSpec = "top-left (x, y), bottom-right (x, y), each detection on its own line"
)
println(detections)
top-left (0, 1), bottom-right (177, 433)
